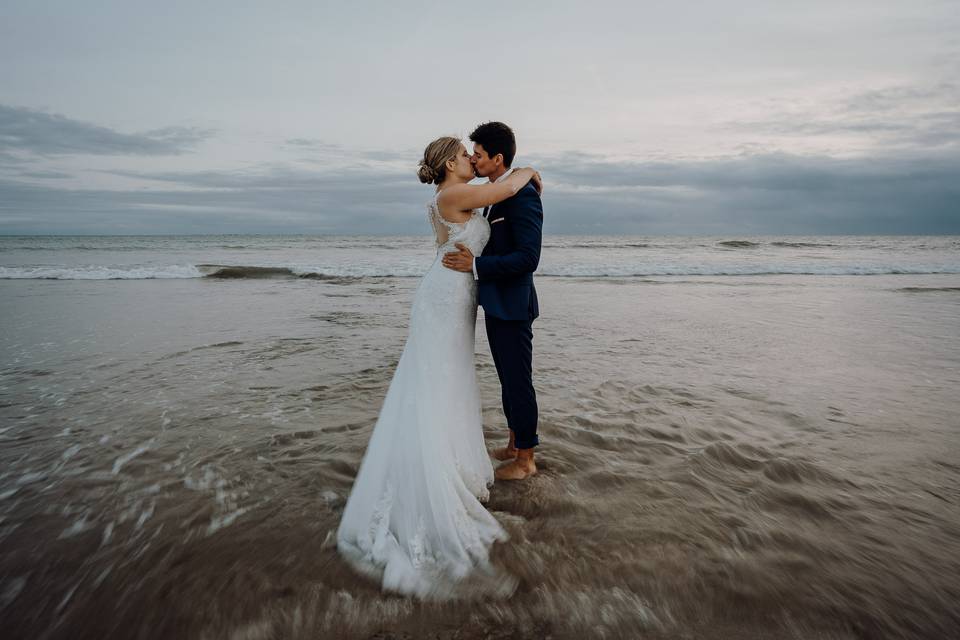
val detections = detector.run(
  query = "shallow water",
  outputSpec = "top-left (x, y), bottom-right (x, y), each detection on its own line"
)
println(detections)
top-left (2, 265), bottom-right (959, 638)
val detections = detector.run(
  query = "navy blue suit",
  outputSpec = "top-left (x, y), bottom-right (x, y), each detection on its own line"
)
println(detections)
top-left (475, 181), bottom-right (542, 449)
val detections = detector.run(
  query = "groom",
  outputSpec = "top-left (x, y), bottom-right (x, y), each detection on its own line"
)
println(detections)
top-left (442, 121), bottom-right (542, 481)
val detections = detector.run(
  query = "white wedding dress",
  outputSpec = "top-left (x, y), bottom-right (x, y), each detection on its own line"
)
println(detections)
top-left (336, 192), bottom-right (509, 599)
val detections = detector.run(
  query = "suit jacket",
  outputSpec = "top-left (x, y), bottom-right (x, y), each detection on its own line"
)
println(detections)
top-left (475, 181), bottom-right (543, 321)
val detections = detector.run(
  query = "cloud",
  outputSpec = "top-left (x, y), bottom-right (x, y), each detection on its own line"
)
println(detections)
top-left (103, 163), bottom-right (410, 191)
top-left (1, 149), bottom-right (958, 235)
top-left (0, 163), bottom-right (426, 235)
top-left (530, 150), bottom-right (960, 234)
top-left (725, 82), bottom-right (960, 150)
top-left (280, 139), bottom-right (416, 166)
top-left (282, 138), bottom-right (346, 154)
top-left (12, 169), bottom-right (72, 179)
top-left (0, 104), bottom-right (213, 156)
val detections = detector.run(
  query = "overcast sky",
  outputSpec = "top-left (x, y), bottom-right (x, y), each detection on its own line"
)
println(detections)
top-left (1, 0), bottom-right (958, 235)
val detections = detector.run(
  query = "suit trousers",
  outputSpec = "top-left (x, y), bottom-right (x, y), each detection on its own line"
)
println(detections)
top-left (484, 314), bottom-right (539, 449)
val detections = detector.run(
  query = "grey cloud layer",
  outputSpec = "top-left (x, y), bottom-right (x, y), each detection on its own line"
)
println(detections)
top-left (0, 105), bottom-right (212, 156)
top-left (534, 152), bottom-right (960, 234)
top-left (2, 151), bottom-right (957, 235)
top-left (1, 91), bottom-right (957, 235)
top-left (0, 166), bottom-right (425, 234)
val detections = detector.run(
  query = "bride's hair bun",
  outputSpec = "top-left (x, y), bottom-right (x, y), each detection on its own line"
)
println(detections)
top-left (417, 162), bottom-right (438, 184)
top-left (417, 136), bottom-right (461, 185)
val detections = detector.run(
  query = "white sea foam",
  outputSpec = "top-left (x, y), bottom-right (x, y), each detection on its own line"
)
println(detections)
top-left (16, 470), bottom-right (47, 486)
top-left (2, 262), bottom-right (959, 279)
top-left (111, 440), bottom-right (155, 475)
top-left (58, 513), bottom-right (95, 539)
top-left (0, 264), bottom-right (203, 279)
top-left (101, 522), bottom-right (114, 546)
top-left (135, 500), bottom-right (155, 529)
top-left (206, 506), bottom-right (251, 535)
top-left (62, 444), bottom-right (82, 461)
top-left (540, 264), bottom-right (960, 276)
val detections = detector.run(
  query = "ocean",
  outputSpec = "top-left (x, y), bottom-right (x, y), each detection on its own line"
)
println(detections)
top-left (2, 234), bottom-right (959, 639)
top-left (1, 234), bottom-right (959, 280)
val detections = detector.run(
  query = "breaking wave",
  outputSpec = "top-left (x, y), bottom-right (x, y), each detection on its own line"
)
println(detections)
top-left (770, 241), bottom-right (838, 248)
top-left (718, 240), bottom-right (761, 248)
top-left (3, 262), bottom-right (960, 280)
top-left (0, 264), bottom-right (204, 280)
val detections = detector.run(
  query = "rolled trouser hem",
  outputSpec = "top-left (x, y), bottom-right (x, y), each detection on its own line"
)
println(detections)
top-left (514, 434), bottom-right (539, 449)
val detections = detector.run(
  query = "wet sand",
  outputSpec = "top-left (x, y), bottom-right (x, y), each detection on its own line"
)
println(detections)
top-left (2, 273), bottom-right (959, 639)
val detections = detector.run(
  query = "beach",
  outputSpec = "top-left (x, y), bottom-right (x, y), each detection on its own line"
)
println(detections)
top-left (2, 235), bottom-right (959, 639)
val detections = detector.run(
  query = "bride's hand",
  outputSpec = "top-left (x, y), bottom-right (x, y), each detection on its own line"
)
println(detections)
top-left (529, 169), bottom-right (543, 194)
top-left (508, 167), bottom-right (542, 194)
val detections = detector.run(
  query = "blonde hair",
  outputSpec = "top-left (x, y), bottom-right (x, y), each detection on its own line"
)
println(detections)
top-left (417, 136), bottom-right (461, 185)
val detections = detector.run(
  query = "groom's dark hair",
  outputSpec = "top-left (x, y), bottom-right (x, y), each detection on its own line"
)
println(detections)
top-left (469, 121), bottom-right (516, 168)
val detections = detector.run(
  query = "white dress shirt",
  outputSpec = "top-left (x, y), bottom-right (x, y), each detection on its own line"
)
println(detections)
top-left (473, 169), bottom-right (512, 280)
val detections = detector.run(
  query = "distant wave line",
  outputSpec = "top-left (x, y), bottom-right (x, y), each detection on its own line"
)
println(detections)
top-left (3, 263), bottom-right (960, 280)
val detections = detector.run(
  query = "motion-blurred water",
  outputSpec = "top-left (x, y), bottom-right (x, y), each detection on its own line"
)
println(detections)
top-left (1, 235), bottom-right (959, 639)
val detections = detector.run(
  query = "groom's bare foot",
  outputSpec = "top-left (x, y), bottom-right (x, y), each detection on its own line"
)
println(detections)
top-left (492, 446), bottom-right (518, 461)
top-left (492, 433), bottom-right (518, 461)
top-left (495, 449), bottom-right (537, 481)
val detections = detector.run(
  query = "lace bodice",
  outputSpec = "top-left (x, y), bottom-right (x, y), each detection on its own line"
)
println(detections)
top-left (428, 192), bottom-right (490, 257)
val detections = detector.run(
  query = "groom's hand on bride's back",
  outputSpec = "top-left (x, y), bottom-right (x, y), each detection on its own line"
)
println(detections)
top-left (442, 243), bottom-right (474, 272)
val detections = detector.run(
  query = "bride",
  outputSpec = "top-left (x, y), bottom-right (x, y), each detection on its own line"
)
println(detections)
top-left (335, 136), bottom-right (541, 598)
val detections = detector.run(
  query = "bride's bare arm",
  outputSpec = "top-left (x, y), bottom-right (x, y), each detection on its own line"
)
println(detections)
top-left (438, 168), bottom-right (541, 213)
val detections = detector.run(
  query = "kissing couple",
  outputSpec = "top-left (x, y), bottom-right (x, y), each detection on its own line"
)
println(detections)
top-left (336, 121), bottom-right (544, 598)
